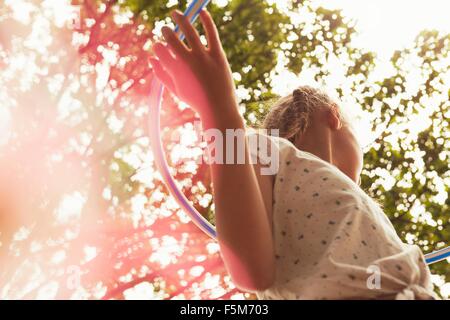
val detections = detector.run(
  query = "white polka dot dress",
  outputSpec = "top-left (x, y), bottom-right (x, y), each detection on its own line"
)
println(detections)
top-left (247, 131), bottom-right (437, 300)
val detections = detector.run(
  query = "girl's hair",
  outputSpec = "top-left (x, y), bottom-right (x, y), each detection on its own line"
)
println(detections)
top-left (262, 86), bottom-right (346, 143)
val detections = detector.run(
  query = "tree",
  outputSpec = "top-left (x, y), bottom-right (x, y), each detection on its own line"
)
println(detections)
top-left (0, 0), bottom-right (448, 299)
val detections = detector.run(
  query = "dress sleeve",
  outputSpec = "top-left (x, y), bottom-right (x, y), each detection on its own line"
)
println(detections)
top-left (246, 128), bottom-right (291, 176)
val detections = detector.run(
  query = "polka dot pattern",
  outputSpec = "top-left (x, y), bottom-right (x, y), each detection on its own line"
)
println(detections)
top-left (247, 131), bottom-right (437, 300)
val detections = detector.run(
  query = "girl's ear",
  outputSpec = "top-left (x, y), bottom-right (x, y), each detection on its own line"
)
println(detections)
top-left (326, 108), bottom-right (342, 130)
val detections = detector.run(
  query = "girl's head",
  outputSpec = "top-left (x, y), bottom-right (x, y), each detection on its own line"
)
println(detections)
top-left (263, 86), bottom-right (363, 184)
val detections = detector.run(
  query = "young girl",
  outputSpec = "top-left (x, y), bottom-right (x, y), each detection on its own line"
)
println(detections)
top-left (150, 9), bottom-right (437, 300)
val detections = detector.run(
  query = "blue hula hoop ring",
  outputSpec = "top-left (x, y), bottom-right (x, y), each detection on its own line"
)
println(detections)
top-left (148, 0), bottom-right (450, 265)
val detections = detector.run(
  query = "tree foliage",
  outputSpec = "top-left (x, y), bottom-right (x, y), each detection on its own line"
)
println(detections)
top-left (0, 0), bottom-right (448, 299)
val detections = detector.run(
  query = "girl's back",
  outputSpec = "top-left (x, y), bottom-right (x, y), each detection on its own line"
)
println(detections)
top-left (250, 131), bottom-right (436, 300)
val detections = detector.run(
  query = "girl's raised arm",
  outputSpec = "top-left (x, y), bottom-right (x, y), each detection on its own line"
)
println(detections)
top-left (150, 9), bottom-right (275, 291)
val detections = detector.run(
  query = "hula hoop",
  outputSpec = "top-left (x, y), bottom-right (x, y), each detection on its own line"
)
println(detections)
top-left (148, 0), bottom-right (450, 265)
top-left (149, 0), bottom-right (216, 239)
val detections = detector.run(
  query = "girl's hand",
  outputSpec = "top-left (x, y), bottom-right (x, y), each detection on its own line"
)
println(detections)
top-left (151, 10), bottom-right (275, 292)
top-left (150, 9), bottom-right (240, 125)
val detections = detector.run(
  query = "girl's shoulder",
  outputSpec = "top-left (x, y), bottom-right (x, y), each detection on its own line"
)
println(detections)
top-left (245, 128), bottom-right (340, 177)
top-left (245, 128), bottom-right (312, 176)
top-left (245, 128), bottom-right (316, 161)
top-left (245, 128), bottom-right (293, 152)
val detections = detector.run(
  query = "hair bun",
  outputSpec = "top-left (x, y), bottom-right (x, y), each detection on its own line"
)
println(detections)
top-left (292, 88), bottom-right (308, 108)
top-left (292, 88), bottom-right (302, 98)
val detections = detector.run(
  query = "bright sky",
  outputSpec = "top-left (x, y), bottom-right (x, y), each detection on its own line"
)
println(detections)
top-left (308, 0), bottom-right (450, 59)
top-left (268, 0), bottom-right (450, 149)
top-left (315, 0), bottom-right (450, 148)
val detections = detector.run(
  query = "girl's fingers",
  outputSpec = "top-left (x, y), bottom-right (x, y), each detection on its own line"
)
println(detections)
top-left (149, 58), bottom-right (176, 94)
top-left (152, 42), bottom-right (177, 72)
top-left (161, 26), bottom-right (189, 58)
top-left (199, 9), bottom-right (222, 54)
top-left (171, 10), bottom-right (203, 52)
